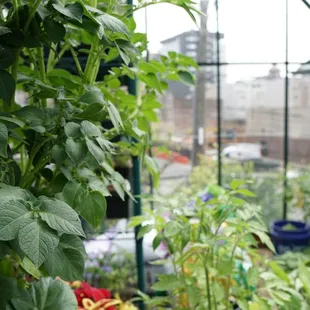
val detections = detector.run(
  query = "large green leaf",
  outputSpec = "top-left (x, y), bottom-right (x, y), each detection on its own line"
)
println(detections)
top-left (52, 2), bottom-right (83, 23)
top-left (19, 219), bottom-right (59, 267)
top-left (85, 137), bottom-right (105, 164)
top-left (0, 122), bottom-right (8, 157)
top-left (97, 14), bottom-right (130, 38)
top-left (62, 181), bottom-right (83, 208)
top-left (0, 69), bottom-right (15, 103)
top-left (12, 277), bottom-right (78, 310)
top-left (64, 122), bottom-right (81, 138)
top-left (77, 103), bottom-right (107, 121)
top-left (0, 200), bottom-right (31, 241)
top-left (65, 138), bottom-right (87, 165)
top-left (80, 120), bottom-right (101, 137)
top-left (0, 184), bottom-right (34, 203)
top-left (0, 275), bottom-right (20, 308)
top-left (0, 45), bottom-right (14, 69)
top-left (75, 190), bottom-right (106, 228)
top-left (177, 70), bottom-right (195, 85)
top-left (79, 91), bottom-right (105, 105)
top-left (38, 197), bottom-right (85, 237)
top-left (43, 19), bottom-right (66, 43)
top-left (107, 101), bottom-right (123, 130)
top-left (44, 235), bottom-right (85, 281)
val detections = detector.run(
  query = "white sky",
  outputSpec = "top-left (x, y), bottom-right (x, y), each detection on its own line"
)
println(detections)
top-left (134, 0), bottom-right (310, 82)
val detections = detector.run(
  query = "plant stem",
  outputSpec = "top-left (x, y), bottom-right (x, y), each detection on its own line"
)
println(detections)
top-left (47, 44), bottom-right (57, 73)
top-left (52, 43), bottom-right (69, 68)
top-left (69, 46), bottom-right (83, 77)
top-left (203, 254), bottom-right (212, 310)
top-left (23, 0), bottom-right (42, 35)
top-left (37, 47), bottom-right (47, 107)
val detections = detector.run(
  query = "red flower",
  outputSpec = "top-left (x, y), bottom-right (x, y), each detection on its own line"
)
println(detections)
top-left (73, 282), bottom-right (115, 310)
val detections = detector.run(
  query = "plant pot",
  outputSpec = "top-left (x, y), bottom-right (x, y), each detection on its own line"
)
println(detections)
top-left (271, 220), bottom-right (310, 254)
top-left (106, 191), bottom-right (130, 219)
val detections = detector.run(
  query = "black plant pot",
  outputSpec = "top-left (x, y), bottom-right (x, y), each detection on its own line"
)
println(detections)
top-left (106, 190), bottom-right (130, 219)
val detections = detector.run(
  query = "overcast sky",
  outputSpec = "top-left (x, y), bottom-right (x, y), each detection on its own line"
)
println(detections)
top-left (134, 0), bottom-right (310, 82)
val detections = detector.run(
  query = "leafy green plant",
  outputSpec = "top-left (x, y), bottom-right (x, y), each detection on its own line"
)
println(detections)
top-left (253, 251), bottom-right (310, 309)
top-left (0, 0), bottom-right (198, 307)
top-left (130, 180), bottom-right (275, 309)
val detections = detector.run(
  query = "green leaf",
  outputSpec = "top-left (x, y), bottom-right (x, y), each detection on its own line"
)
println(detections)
top-left (254, 231), bottom-right (275, 253)
top-left (97, 14), bottom-right (130, 38)
top-left (38, 196), bottom-right (85, 237)
top-left (0, 200), bottom-right (31, 241)
top-left (142, 73), bottom-right (162, 92)
top-left (64, 122), bottom-right (81, 138)
top-left (0, 275), bottom-right (19, 303)
top-left (111, 179), bottom-right (125, 200)
top-left (107, 101), bottom-right (123, 130)
top-left (298, 260), bottom-right (310, 298)
top-left (139, 61), bottom-right (166, 74)
top-left (0, 116), bottom-right (25, 127)
top-left (44, 235), bottom-right (85, 281)
top-left (52, 145), bottom-right (67, 165)
top-left (85, 138), bottom-right (105, 164)
top-left (137, 224), bottom-right (153, 239)
top-left (81, 120), bottom-right (101, 137)
top-left (77, 103), bottom-right (107, 121)
top-left (218, 257), bottom-right (233, 275)
top-left (177, 70), bottom-right (195, 85)
top-left (0, 122), bottom-right (8, 158)
top-left (236, 189), bottom-right (256, 197)
top-left (76, 190), bottom-right (106, 228)
top-left (0, 69), bottom-right (15, 103)
top-left (0, 184), bottom-right (33, 203)
top-left (237, 299), bottom-right (249, 310)
top-left (0, 45), bottom-right (14, 69)
top-left (164, 221), bottom-right (182, 238)
top-left (65, 138), bottom-right (87, 165)
top-left (12, 277), bottom-right (78, 310)
top-left (230, 179), bottom-right (246, 190)
top-left (52, 2), bottom-right (83, 23)
top-left (0, 26), bottom-right (11, 36)
top-left (62, 181), bottom-right (82, 208)
top-left (0, 241), bottom-right (10, 258)
top-left (43, 19), bottom-right (66, 43)
top-left (20, 256), bottom-right (41, 279)
top-left (151, 274), bottom-right (181, 291)
top-left (269, 261), bottom-right (290, 284)
top-left (19, 219), bottom-right (59, 267)
top-left (246, 266), bottom-right (260, 287)
top-left (152, 234), bottom-right (164, 250)
top-left (79, 91), bottom-right (105, 105)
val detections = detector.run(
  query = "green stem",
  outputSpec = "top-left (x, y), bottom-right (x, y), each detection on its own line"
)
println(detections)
top-left (69, 46), bottom-right (83, 77)
top-left (37, 47), bottom-right (47, 107)
top-left (203, 254), bottom-right (212, 310)
top-left (47, 44), bottom-right (57, 73)
top-left (23, 0), bottom-right (43, 35)
top-left (13, 0), bottom-right (19, 28)
top-left (20, 139), bottom-right (48, 189)
top-left (52, 43), bottom-right (69, 68)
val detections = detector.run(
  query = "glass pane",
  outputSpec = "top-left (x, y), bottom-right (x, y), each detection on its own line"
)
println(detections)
top-left (218, 64), bottom-right (285, 226)
top-left (218, 0), bottom-right (286, 63)
top-left (287, 64), bottom-right (310, 221)
top-left (288, 0), bottom-right (310, 62)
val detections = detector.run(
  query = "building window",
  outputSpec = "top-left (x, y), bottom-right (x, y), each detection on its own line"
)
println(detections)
top-left (186, 35), bottom-right (198, 42)
top-left (186, 43), bottom-right (197, 50)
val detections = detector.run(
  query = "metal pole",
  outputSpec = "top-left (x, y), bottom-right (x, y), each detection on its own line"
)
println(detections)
top-left (283, 0), bottom-right (289, 219)
top-left (215, 0), bottom-right (222, 186)
top-left (127, 0), bottom-right (146, 306)
top-left (192, 0), bottom-right (209, 166)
